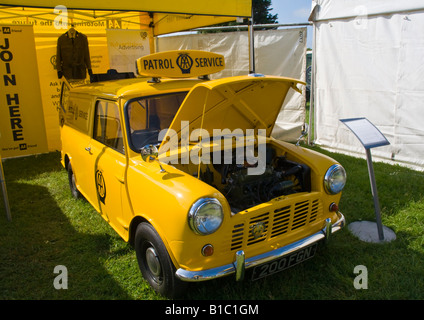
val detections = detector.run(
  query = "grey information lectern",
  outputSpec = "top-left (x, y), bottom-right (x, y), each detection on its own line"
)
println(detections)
top-left (340, 117), bottom-right (396, 243)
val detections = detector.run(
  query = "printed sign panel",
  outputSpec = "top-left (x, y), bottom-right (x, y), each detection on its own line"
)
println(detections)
top-left (340, 117), bottom-right (390, 149)
top-left (106, 29), bottom-right (150, 74)
top-left (136, 50), bottom-right (225, 78)
top-left (0, 24), bottom-right (48, 158)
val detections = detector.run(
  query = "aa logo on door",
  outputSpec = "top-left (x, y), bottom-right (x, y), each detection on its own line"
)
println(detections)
top-left (96, 170), bottom-right (106, 204)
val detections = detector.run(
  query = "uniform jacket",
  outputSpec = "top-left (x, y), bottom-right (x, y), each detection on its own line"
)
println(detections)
top-left (56, 31), bottom-right (92, 80)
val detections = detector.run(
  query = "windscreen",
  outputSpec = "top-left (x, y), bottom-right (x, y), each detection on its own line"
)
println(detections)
top-left (125, 92), bottom-right (188, 151)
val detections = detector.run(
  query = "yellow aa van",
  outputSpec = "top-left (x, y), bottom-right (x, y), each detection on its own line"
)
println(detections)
top-left (60, 50), bottom-right (346, 298)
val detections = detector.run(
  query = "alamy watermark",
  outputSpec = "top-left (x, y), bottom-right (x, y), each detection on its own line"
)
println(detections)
top-left (353, 5), bottom-right (368, 30)
top-left (53, 265), bottom-right (68, 290)
top-left (353, 265), bottom-right (368, 290)
top-left (52, 264), bottom-right (369, 290)
top-left (156, 123), bottom-right (267, 175)
top-left (53, 5), bottom-right (68, 30)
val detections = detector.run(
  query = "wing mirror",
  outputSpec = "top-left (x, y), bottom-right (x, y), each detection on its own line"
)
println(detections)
top-left (296, 123), bottom-right (309, 146)
top-left (141, 144), bottom-right (158, 162)
top-left (140, 145), bottom-right (166, 173)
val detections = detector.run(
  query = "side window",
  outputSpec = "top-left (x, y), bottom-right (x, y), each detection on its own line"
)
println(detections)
top-left (93, 100), bottom-right (124, 154)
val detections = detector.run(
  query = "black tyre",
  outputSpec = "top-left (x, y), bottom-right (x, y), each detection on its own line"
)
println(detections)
top-left (67, 162), bottom-right (81, 199)
top-left (135, 222), bottom-right (187, 298)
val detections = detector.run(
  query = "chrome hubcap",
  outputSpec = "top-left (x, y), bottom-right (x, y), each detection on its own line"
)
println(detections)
top-left (146, 246), bottom-right (162, 282)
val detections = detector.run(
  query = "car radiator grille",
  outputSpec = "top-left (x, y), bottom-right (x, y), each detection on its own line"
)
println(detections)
top-left (230, 198), bottom-right (321, 251)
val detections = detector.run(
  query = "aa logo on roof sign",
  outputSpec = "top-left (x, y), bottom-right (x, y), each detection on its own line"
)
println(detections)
top-left (176, 53), bottom-right (193, 74)
top-left (136, 50), bottom-right (225, 78)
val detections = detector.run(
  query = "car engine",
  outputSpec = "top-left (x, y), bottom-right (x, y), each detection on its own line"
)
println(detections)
top-left (200, 145), bottom-right (311, 213)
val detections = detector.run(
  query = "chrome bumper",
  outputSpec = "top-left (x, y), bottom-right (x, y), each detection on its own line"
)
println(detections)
top-left (176, 212), bottom-right (345, 282)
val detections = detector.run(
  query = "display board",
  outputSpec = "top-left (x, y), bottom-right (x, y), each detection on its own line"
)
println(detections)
top-left (340, 118), bottom-right (390, 150)
top-left (0, 24), bottom-right (48, 158)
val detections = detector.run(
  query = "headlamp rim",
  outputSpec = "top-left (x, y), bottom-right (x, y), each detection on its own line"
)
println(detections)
top-left (188, 197), bottom-right (223, 235)
top-left (324, 164), bottom-right (346, 195)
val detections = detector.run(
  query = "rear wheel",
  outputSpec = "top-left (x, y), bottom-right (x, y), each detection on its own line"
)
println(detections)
top-left (135, 222), bottom-right (187, 298)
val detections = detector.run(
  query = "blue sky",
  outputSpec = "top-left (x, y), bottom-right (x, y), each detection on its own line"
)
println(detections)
top-left (269, 0), bottom-right (312, 24)
top-left (268, 0), bottom-right (313, 47)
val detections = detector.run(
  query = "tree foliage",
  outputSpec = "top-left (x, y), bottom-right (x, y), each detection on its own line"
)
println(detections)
top-left (253, 0), bottom-right (278, 24)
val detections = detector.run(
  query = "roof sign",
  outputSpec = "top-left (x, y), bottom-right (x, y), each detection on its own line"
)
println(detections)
top-left (136, 50), bottom-right (225, 79)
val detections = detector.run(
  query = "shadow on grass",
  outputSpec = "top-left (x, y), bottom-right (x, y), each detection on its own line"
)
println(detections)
top-left (0, 153), bottom-right (133, 299)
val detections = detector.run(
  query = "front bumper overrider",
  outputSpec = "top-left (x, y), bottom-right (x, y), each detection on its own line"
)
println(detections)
top-left (175, 212), bottom-right (345, 282)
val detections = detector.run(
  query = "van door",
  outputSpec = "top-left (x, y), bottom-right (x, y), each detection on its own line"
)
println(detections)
top-left (61, 90), bottom-right (98, 206)
top-left (90, 99), bottom-right (127, 238)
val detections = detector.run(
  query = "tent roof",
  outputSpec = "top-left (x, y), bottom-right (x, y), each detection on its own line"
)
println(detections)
top-left (0, 0), bottom-right (252, 17)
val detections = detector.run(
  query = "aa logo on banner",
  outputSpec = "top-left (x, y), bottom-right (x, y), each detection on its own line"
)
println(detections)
top-left (0, 24), bottom-right (48, 158)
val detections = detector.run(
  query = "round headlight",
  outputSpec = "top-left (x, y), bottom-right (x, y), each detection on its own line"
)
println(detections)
top-left (188, 198), bottom-right (223, 235)
top-left (324, 164), bottom-right (346, 194)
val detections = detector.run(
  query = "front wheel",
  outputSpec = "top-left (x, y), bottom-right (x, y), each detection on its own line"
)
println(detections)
top-left (134, 222), bottom-right (187, 298)
top-left (67, 162), bottom-right (81, 199)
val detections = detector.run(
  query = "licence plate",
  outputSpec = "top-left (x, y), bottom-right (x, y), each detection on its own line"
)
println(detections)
top-left (251, 243), bottom-right (318, 281)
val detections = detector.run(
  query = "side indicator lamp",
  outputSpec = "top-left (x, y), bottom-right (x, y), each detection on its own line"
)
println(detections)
top-left (329, 202), bottom-right (339, 212)
top-left (201, 244), bottom-right (214, 257)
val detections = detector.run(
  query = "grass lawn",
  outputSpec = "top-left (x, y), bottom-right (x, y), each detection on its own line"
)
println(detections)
top-left (1, 149), bottom-right (423, 300)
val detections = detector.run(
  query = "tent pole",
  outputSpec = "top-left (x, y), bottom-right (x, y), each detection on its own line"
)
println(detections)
top-left (308, 18), bottom-right (317, 145)
top-left (248, 4), bottom-right (255, 74)
top-left (0, 154), bottom-right (12, 222)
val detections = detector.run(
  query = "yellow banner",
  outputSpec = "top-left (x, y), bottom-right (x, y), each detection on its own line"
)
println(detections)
top-left (0, 6), bottom-right (238, 37)
top-left (0, 24), bottom-right (48, 158)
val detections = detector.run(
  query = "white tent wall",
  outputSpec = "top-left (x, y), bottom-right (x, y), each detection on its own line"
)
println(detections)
top-left (157, 28), bottom-right (308, 142)
top-left (311, 0), bottom-right (424, 170)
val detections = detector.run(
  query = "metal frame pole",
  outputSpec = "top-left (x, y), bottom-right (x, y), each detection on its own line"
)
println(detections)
top-left (365, 148), bottom-right (384, 241)
top-left (0, 154), bottom-right (12, 222)
top-left (248, 4), bottom-right (255, 74)
top-left (308, 19), bottom-right (317, 145)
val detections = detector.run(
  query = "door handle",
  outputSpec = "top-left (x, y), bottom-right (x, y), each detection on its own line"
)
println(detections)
top-left (115, 174), bottom-right (125, 184)
top-left (85, 147), bottom-right (92, 154)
